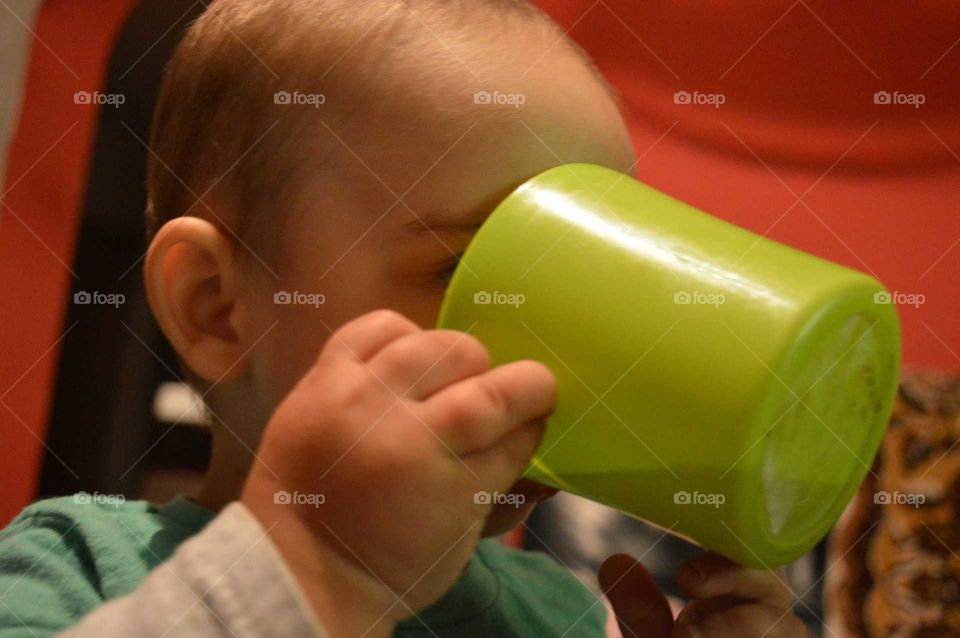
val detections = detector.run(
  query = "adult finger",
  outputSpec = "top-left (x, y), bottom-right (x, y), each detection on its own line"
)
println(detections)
top-left (676, 552), bottom-right (793, 609)
top-left (599, 553), bottom-right (673, 638)
top-left (673, 599), bottom-right (807, 638)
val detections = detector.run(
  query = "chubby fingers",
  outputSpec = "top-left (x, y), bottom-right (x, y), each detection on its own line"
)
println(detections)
top-left (422, 359), bottom-right (557, 457)
top-left (418, 358), bottom-right (556, 495)
top-left (367, 329), bottom-right (491, 399)
top-left (676, 552), bottom-right (793, 609)
top-left (321, 309), bottom-right (420, 362)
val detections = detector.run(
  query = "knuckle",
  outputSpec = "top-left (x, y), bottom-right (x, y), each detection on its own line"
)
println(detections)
top-left (448, 333), bottom-right (491, 371)
top-left (328, 309), bottom-right (415, 358)
top-left (702, 607), bottom-right (751, 637)
top-left (438, 394), bottom-right (476, 430)
top-left (503, 421), bottom-right (543, 465)
top-left (523, 361), bottom-right (557, 401)
top-left (378, 337), bottom-right (421, 375)
top-left (365, 308), bottom-right (415, 333)
top-left (452, 414), bottom-right (488, 451)
top-left (340, 404), bottom-right (416, 472)
top-left (317, 332), bottom-right (345, 362)
top-left (323, 365), bottom-right (378, 411)
top-left (433, 396), bottom-right (489, 451)
top-left (476, 374), bottom-right (511, 416)
top-left (378, 330), bottom-right (487, 381)
top-left (375, 411), bottom-right (430, 466)
top-left (675, 559), bottom-right (705, 591)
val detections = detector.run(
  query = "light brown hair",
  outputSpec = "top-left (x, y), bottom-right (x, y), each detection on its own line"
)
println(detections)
top-left (145, 0), bottom-right (573, 261)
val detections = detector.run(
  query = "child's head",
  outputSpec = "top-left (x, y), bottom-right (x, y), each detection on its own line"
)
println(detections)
top-left (144, 0), bottom-right (634, 527)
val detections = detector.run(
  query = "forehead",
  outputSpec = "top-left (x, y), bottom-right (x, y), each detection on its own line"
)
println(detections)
top-left (273, 16), bottom-right (634, 266)
top-left (340, 55), bottom-right (633, 232)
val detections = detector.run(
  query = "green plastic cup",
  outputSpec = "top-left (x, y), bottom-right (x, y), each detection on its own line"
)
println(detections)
top-left (436, 163), bottom-right (900, 567)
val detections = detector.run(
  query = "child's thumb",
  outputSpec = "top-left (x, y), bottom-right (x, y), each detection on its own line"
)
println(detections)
top-left (599, 553), bottom-right (673, 638)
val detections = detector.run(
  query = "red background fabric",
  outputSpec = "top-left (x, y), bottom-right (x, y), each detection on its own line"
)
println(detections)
top-left (0, 0), bottom-right (136, 525)
top-left (2, 1), bottom-right (958, 525)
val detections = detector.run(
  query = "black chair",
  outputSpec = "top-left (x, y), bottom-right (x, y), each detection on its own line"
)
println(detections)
top-left (39, 0), bottom-right (210, 501)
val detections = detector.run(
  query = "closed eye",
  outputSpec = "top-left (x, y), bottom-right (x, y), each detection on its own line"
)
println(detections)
top-left (435, 253), bottom-right (463, 285)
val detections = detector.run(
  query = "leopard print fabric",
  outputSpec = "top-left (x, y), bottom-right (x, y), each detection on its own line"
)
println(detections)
top-left (825, 371), bottom-right (960, 638)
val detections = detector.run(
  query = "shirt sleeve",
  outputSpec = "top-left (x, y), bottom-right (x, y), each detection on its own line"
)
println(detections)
top-left (0, 502), bottom-right (330, 638)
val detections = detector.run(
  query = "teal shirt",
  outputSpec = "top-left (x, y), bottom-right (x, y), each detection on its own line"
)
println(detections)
top-left (0, 495), bottom-right (606, 637)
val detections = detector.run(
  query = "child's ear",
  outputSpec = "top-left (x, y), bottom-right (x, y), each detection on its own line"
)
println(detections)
top-left (145, 216), bottom-right (248, 383)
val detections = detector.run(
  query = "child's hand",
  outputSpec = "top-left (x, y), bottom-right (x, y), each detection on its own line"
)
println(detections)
top-left (241, 310), bottom-right (555, 638)
top-left (599, 552), bottom-right (808, 638)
